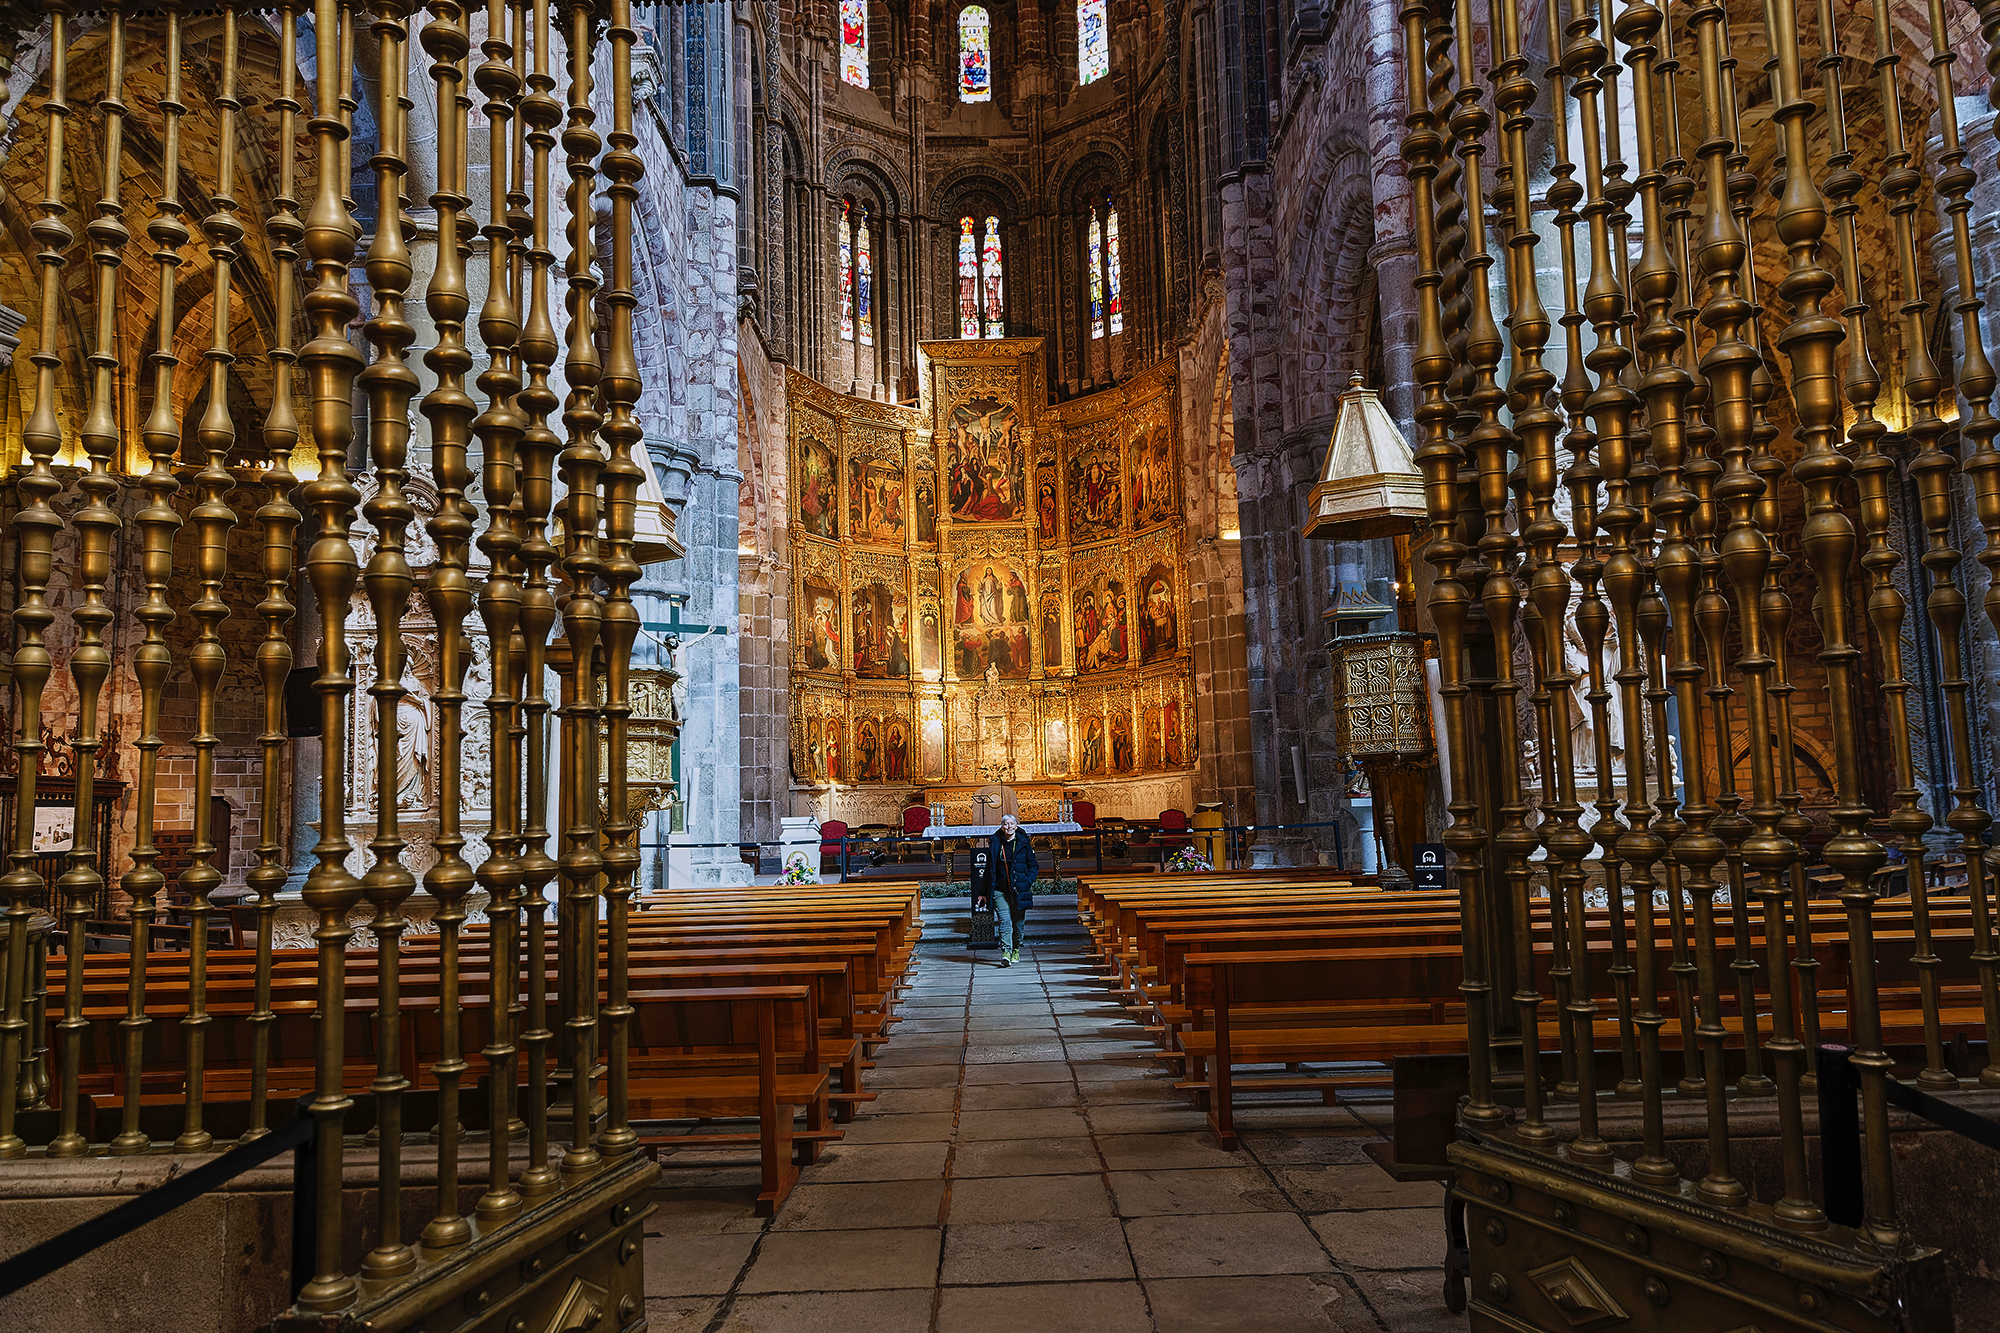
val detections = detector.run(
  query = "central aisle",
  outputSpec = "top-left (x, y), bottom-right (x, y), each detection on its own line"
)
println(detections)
top-left (644, 896), bottom-right (1458, 1333)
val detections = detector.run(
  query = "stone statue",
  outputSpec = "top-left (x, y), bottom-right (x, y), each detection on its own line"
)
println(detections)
top-left (1562, 617), bottom-right (1625, 778)
top-left (396, 667), bottom-right (431, 811)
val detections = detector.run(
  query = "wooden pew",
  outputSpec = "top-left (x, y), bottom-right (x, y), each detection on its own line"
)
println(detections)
top-left (625, 984), bottom-right (833, 1215)
top-left (1181, 949), bottom-right (1470, 1149)
top-left (38, 885), bottom-right (927, 1185)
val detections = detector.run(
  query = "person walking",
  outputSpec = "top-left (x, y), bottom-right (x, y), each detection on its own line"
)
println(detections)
top-left (984, 813), bottom-right (1038, 967)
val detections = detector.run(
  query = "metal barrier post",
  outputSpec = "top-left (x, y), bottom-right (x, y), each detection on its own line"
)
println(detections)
top-left (1816, 1045), bottom-right (1864, 1228)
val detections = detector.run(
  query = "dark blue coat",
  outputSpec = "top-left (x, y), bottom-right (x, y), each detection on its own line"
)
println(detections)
top-left (988, 829), bottom-right (1039, 910)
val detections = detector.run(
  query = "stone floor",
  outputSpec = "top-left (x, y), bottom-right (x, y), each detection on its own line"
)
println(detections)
top-left (643, 897), bottom-right (1460, 1332)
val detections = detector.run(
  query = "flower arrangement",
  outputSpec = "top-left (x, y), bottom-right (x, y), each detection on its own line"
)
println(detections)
top-left (1165, 845), bottom-right (1214, 874)
top-left (777, 853), bottom-right (820, 886)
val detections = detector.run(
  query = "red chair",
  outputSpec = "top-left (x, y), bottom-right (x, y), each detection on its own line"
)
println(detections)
top-left (1157, 808), bottom-right (1191, 849)
top-left (818, 819), bottom-right (848, 874)
top-left (899, 804), bottom-right (937, 865)
top-left (1062, 800), bottom-right (1099, 863)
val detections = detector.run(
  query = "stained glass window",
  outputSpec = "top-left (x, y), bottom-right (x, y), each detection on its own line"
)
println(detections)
top-left (1088, 211), bottom-right (1104, 340)
top-left (1105, 206), bottom-right (1123, 335)
top-left (981, 216), bottom-right (1004, 338)
top-left (1078, 0), bottom-right (1108, 84)
top-left (960, 6), bottom-right (992, 102)
top-left (856, 208), bottom-right (874, 347)
top-left (841, 0), bottom-right (869, 87)
top-left (839, 201), bottom-right (854, 341)
top-left (958, 217), bottom-right (981, 339)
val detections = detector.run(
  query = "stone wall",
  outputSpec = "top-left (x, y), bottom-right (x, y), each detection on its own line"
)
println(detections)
top-left (1175, 284), bottom-right (1256, 820)
top-left (739, 322), bottom-right (795, 844)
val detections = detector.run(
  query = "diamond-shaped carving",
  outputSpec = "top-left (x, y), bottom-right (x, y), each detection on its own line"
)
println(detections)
top-left (1525, 1257), bottom-right (1630, 1331)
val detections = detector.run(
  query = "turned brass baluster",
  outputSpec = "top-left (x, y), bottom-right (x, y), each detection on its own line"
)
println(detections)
top-left (357, 0), bottom-right (421, 1278)
top-left (1712, 8), bottom-right (1776, 1105)
top-left (1766, 0), bottom-right (1839, 1073)
top-left (473, 0), bottom-right (528, 1225)
top-left (1848, 0), bottom-right (1944, 1091)
top-left (1432, 2), bottom-right (1469, 431)
top-left (112, 0), bottom-right (189, 1159)
top-left (1575, 0), bottom-right (1662, 1155)
top-left (1616, 0), bottom-right (1688, 1188)
top-left (514, 0), bottom-right (563, 1199)
top-left (1685, 0), bottom-right (1751, 1209)
top-left (1552, 0), bottom-right (1632, 1096)
top-left (1544, 0), bottom-right (1635, 1108)
top-left (1656, 0), bottom-right (1705, 1084)
top-left (298, 0), bottom-right (367, 1310)
top-left (1496, 0), bottom-right (1580, 1154)
top-left (1450, 0), bottom-right (1548, 1145)
top-left (1876, 0), bottom-right (1959, 1092)
top-left (420, 0), bottom-right (479, 1251)
top-left (1970, 13), bottom-right (2000, 994)
top-left (596, 0), bottom-right (645, 1163)
top-left (1403, 0), bottom-right (1496, 1127)
top-left (557, 0), bottom-right (607, 1181)
top-left (246, 0), bottom-right (306, 1144)
top-left (2, 0), bottom-right (73, 1163)
top-left (175, 0), bottom-right (247, 1157)
top-left (503, 0), bottom-right (533, 1145)
top-left (1744, 0), bottom-right (1841, 1228)
top-left (1922, 0), bottom-right (2000, 1093)
top-left (50, 0), bottom-right (131, 1161)
top-left (340, 2), bottom-right (358, 212)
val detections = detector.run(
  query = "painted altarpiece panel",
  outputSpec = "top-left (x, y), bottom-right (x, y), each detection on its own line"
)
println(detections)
top-left (1136, 560), bottom-right (1180, 664)
top-left (1129, 421), bottom-right (1178, 531)
top-left (952, 557), bottom-right (1034, 680)
top-left (1034, 458), bottom-right (1061, 545)
top-left (1071, 553), bottom-right (1131, 675)
top-left (919, 699), bottom-right (948, 780)
top-left (795, 416), bottom-right (839, 540)
top-left (1067, 434), bottom-right (1123, 545)
top-left (847, 444), bottom-right (907, 544)
top-left (914, 466), bottom-right (940, 544)
top-left (800, 575), bottom-right (843, 673)
top-left (851, 580), bottom-right (911, 679)
top-left (945, 395), bottom-right (1023, 522)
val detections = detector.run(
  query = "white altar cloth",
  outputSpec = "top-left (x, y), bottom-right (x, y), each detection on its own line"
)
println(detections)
top-left (921, 821), bottom-right (1083, 838)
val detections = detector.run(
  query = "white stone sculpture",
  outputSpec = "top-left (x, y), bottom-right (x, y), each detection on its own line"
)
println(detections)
top-left (396, 667), bottom-right (431, 811)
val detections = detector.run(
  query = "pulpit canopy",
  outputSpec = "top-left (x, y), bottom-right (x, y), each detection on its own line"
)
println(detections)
top-left (1303, 375), bottom-right (1425, 541)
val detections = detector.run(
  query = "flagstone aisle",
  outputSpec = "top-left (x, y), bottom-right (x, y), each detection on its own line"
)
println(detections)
top-left (643, 897), bottom-right (1461, 1332)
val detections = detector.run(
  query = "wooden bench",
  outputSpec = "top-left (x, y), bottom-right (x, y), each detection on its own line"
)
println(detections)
top-left (625, 984), bottom-right (835, 1215)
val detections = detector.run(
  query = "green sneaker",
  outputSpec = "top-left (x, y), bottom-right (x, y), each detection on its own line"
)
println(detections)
top-left (1007, 947), bottom-right (1020, 964)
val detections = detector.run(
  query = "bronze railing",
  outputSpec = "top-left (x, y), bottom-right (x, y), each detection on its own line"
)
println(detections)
top-left (1405, 0), bottom-right (2000, 1325)
top-left (0, 0), bottom-right (658, 1326)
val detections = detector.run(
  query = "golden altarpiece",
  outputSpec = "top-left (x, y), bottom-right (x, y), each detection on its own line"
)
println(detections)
top-left (789, 338), bottom-right (1199, 827)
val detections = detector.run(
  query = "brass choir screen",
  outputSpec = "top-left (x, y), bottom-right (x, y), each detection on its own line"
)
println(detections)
top-left (1407, 0), bottom-right (2000, 1321)
top-left (0, 0), bottom-right (656, 1323)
